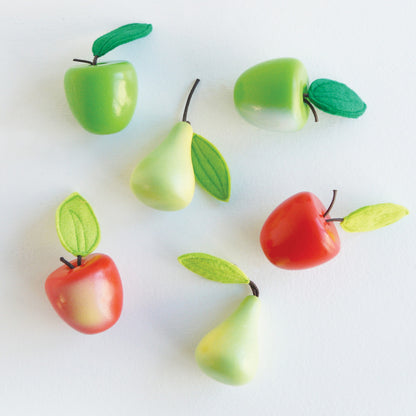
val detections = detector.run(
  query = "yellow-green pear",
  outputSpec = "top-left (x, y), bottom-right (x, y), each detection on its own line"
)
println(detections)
top-left (130, 121), bottom-right (195, 211)
top-left (195, 295), bottom-right (260, 385)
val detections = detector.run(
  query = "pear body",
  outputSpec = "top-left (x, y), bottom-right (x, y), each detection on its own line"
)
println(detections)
top-left (130, 122), bottom-right (195, 211)
top-left (195, 295), bottom-right (260, 385)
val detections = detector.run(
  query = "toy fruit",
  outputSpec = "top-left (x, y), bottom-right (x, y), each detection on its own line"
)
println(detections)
top-left (64, 23), bottom-right (152, 134)
top-left (130, 79), bottom-right (231, 211)
top-left (234, 57), bottom-right (366, 132)
top-left (45, 193), bottom-right (123, 334)
top-left (260, 190), bottom-right (408, 270)
top-left (178, 253), bottom-right (261, 386)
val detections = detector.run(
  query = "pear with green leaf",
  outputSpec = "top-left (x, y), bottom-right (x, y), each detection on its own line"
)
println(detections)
top-left (178, 253), bottom-right (261, 385)
top-left (131, 80), bottom-right (231, 211)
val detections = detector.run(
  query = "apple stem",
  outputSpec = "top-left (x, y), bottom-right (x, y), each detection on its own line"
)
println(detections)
top-left (182, 79), bottom-right (200, 124)
top-left (249, 281), bottom-right (259, 297)
top-left (73, 56), bottom-right (99, 66)
top-left (303, 94), bottom-right (319, 122)
top-left (77, 255), bottom-right (82, 266)
top-left (60, 257), bottom-right (75, 269)
top-left (326, 218), bottom-right (344, 223)
top-left (323, 189), bottom-right (338, 217)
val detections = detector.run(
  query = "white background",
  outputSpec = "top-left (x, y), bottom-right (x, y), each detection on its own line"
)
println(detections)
top-left (1, 1), bottom-right (416, 415)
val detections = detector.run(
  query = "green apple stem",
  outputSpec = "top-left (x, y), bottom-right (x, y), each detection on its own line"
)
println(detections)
top-left (182, 79), bottom-right (200, 124)
top-left (303, 94), bottom-right (319, 122)
top-left (249, 281), bottom-right (259, 297)
top-left (77, 255), bottom-right (82, 266)
top-left (73, 56), bottom-right (99, 66)
top-left (60, 257), bottom-right (75, 269)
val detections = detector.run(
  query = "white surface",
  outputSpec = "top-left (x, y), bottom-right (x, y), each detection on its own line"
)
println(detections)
top-left (1, 1), bottom-right (416, 415)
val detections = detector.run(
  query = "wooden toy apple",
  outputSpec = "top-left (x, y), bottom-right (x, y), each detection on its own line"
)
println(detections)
top-left (64, 23), bottom-right (152, 134)
top-left (45, 193), bottom-right (123, 334)
top-left (178, 253), bottom-right (261, 385)
top-left (260, 190), bottom-right (408, 270)
top-left (234, 58), bottom-right (367, 132)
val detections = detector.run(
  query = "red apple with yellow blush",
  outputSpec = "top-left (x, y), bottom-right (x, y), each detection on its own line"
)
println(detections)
top-left (45, 193), bottom-right (123, 334)
top-left (260, 190), bottom-right (408, 270)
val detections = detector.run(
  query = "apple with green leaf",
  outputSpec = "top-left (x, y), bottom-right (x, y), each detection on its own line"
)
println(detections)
top-left (45, 193), bottom-right (123, 334)
top-left (64, 23), bottom-right (152, 134)
top-left (178, 253), bottom-right (260, 386)
top-left (234, 57), bottom-right (367, 132)
top-left (260, 190), bottom-right (408, 270)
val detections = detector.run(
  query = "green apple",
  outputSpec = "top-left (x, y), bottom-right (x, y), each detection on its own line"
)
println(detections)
top-left (234, 57), bottom-right (367, 132)
top-left (64, 61), bottom-right (137, 134)
top-left (234, 58), bottom-right (309, 132)
top-left (64, 23), bottom-right (152, 135)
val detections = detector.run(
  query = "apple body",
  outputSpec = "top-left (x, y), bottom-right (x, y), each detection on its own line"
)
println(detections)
top-left (260, 192), bottom-right (341, 270)
top-left (64, 61), bottom-right (137, 134)
top-left (234, 58), bottom-right (309, 132)
top-left (45, 253), bottom-right (123, 334)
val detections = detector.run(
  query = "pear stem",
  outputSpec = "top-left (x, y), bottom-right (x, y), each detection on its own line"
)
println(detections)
top-left (323, 189), bottom-right (338, 218)
top-left (60, 257), bottom-right (75, 269)
top-left (249, 281), bottom-right (259, 297)
top-left (303, 94), bottom-right (319, 122)
top-left (182, 78), bottom-right (200, 123)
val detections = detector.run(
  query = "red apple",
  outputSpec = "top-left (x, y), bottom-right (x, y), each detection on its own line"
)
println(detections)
top-left (45, 253), bottom-right (123, 334)
top-left (260, 192), bottom-right (341, 270)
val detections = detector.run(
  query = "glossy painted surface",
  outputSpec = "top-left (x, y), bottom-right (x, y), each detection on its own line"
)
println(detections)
top-left (64, 61), bottom-right (137, 134)
top-left (195, 295), bottom-right (260, 385)
top-left (260, 192), bottom-right (341, 269)
top-left (234, 58), bottom-right (309, 132)
top-left (130, 122), bottom-right (195, 211)
top-left (45, 253), bottom-right (123, 334)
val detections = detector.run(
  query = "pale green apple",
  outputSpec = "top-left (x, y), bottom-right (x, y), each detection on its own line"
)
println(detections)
top-left (234, 58), bottom-right (309, 132)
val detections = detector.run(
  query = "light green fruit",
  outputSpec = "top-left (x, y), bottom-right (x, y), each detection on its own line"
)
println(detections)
top-left (234, 58), bottom-right (309, 132)
top-left (195, 295), bottom-right (260, 385)
top-left (130, 122), bottom-right (195, 211)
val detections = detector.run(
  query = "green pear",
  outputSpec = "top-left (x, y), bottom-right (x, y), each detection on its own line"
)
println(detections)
top-left (130, 121), bottom-right (195, 211)
top-left (195, 295), bottom-right (260, 385)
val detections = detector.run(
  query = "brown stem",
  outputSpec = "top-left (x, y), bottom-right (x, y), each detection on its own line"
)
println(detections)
top-left (77, 255), bottom-right (82, 266)
top-left (60, 257), bottom-right (75, 269)
top-left (323, 190), bottom-right (338, 217)
top-left (182, 79), bottom-right (200, 124)
top-left (325, 218), bottom-right (344, 223)
top-left (249, 281), bottom-right (259, 297)
top-left (73, 58), bottom-right (94, 65)
top-left (303, 94), bottom-right (319, 122)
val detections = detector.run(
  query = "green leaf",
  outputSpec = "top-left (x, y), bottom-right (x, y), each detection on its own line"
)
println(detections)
top-left (308, 79), bottom-right (366, 118)
top-left (178, 253), bottom-right (249, 284)
top-left (341, 203), bottom-right (408, 232)
top-left (192, 134), bottom-right (231, 202)
top-left (92, 23), bottom-right (153, 58)
top-left (56, 193), bottom-right (101, 256)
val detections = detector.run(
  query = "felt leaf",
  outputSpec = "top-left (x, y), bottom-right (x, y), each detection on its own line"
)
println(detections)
top-left (178, 253), bottom-right (249, 284)
top-left (192, 133), bottom-right (231, 202)
top-left (341, 203), bottom-right (408, 232)
top-left (56, 193), bottom-right (101, 256)
top-left (308, 79), bottom-right (366, 118)
top-left (92, 23), bottom-right (152, 58)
